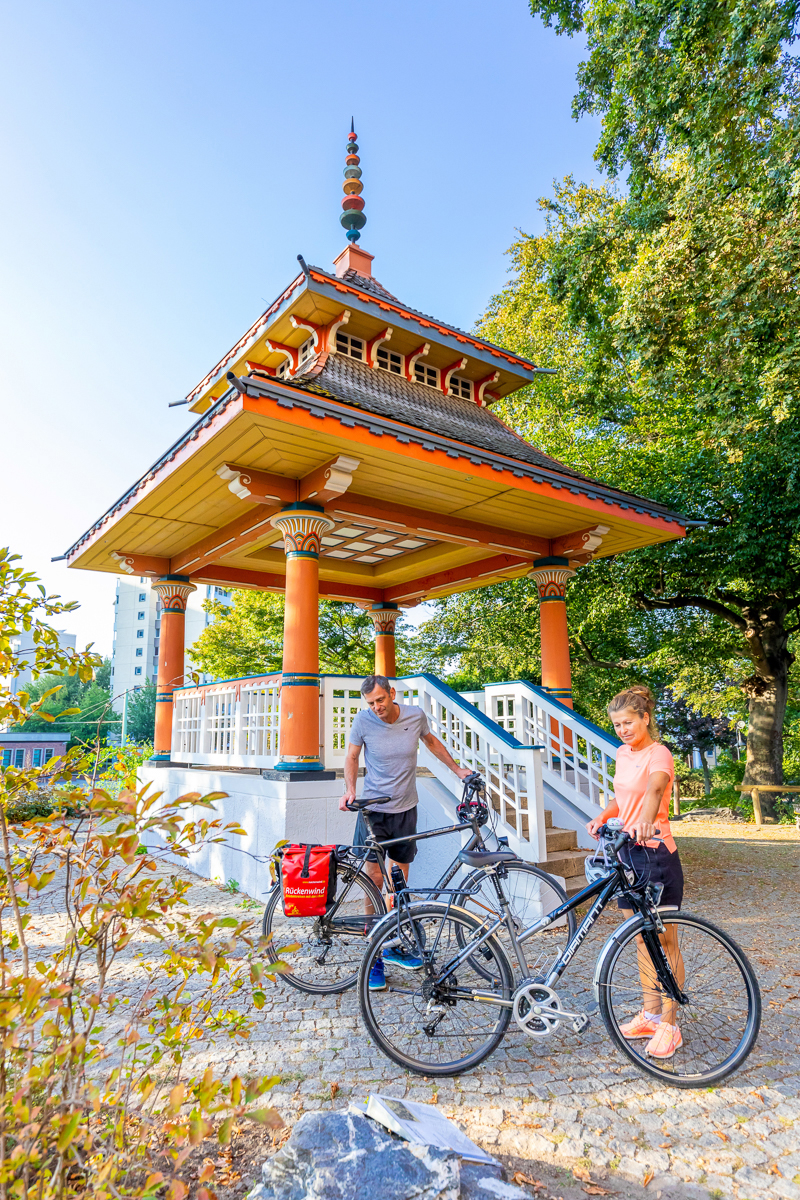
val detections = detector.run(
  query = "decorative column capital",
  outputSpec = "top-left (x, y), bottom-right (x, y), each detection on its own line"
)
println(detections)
top-left (368, 603), bottom-right (400, 635)
top-left (270, 505), bottom-right (336, 558)
top-left (528, 557), bottom-right (576, 602)
top-left (152, 576), bottom-right (197, 612)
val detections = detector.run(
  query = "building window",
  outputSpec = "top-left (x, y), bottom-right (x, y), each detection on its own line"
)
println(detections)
top-left (44, 748), bottom-right (53, 763)
top-left (414, 363), bottom-right (439, 388)
top-left (1, 750), bottom-right (10, 768)
top-left (448, 374), bottom-right (473, 401)
top-left (135, 667), bottom-right (142, 676)
top-left (14, 749), bottom-right (24, 768)
top-left (137, 611), bottom-right (145, 620)
top-left (335, 332), bottom-right (365, 361)
top-left (138, 592), bottom-right (146, 601)
top-left (276, 358), bottom-right (289, 378)
top-left (32, 748), bottom-right (42, 767)
top-left (377, 346), bottom-right (403, 375)
top-left (298, 337), bottom-right (314, 365)
top-left (137, 630), bottom-right (144, 639)
top-left (214, 587), bottom-right (230, 598)
top-left (139, 577), bottom-right (145, 583)
top-left (136, 648), bottom-right (143, 657)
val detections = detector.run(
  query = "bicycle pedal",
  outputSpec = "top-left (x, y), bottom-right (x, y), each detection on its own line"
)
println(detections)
top-left (571, 1014), bottom-right (590, 1034)
top-left (585, 1000), bottom-right (599, 1015)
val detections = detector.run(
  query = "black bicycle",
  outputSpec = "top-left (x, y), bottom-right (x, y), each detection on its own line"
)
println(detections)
top-left (262, 773), bottom-right (576, 995)
top-left (357, 821), bottom-right (761, 1087)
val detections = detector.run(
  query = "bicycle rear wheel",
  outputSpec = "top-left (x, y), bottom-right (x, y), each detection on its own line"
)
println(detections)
top-left (358, 902), bottom-right (513, 1076)
top-left (599, 911), bottom-right (761, 1087)
top-left (457, 861), bottom-right (576, 982)
top-left (262, 862), bottom-right (386, 995)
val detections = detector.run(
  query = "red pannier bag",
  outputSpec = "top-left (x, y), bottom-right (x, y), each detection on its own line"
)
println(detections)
top-left (281, 844), bottom-right (338, 917)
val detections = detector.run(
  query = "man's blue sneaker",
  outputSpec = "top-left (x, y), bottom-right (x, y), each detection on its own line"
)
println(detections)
top-left (383, 945), bottom-right (424, 971)
top-left (368, 958), bottom-right (387, 991)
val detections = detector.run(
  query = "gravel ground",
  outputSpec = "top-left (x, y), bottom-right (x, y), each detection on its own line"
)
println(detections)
top-left (20, 819), bottom-right (800, 1200)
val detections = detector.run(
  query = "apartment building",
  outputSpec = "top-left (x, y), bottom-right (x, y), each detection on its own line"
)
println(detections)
top-left (109, 576), bottom-right (231, 711)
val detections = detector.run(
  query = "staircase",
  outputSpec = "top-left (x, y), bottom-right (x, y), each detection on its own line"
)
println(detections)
top-left (543, 807), bottom-right (588, 897)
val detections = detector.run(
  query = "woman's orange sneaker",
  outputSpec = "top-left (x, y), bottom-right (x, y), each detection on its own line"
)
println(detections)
top-left (619, 1011), bottom-right (660, 1039)
top-left (645, 1022), bottom-right (683, 1058)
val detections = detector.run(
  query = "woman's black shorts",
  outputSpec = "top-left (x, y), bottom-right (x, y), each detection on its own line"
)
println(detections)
top-left (353, 805), bottom-right (418, 864)
top-left (617, 842), bottom-right (684, 909)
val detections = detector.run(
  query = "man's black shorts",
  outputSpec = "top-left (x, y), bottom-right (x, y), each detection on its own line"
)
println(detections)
top-left (353, 805), bottom-right (418, 864)
top-left (617, 842), bottom-right (684, 909)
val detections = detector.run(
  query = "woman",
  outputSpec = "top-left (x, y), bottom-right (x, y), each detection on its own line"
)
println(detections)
top-left (587, 685), bottom-right (685, 1060)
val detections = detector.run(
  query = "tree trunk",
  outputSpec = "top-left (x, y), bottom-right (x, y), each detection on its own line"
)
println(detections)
top-left (700, 755), bottom-right (712, 796)
top-left (741, 606), bottom-right (792, 820)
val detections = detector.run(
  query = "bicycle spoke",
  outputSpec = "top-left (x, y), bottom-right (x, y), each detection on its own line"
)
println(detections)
top-left (263, 865), bottom-right (385, 994)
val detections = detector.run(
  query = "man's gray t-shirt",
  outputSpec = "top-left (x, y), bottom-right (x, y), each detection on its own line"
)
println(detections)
top-left (348, 704), bottom-right (430, 813)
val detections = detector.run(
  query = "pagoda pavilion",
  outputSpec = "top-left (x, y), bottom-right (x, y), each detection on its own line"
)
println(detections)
top-left (62, 126), bottom-right (684, 786)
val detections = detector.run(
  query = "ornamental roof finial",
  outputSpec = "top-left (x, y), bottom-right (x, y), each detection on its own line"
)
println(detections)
top-left (340, 118), bottom-right (366, 244)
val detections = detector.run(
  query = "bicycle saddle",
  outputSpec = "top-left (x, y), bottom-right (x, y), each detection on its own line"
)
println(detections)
top-left (458, 848), bottom-right (519, 868)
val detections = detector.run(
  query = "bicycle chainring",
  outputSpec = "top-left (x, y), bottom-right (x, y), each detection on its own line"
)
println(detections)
top-left (512, 979), bottom-right (564, 1038)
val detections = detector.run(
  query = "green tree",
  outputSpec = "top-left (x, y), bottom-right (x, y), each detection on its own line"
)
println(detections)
top-left (126, 677), bottom-right (156, 743)
top-left (188, 590), bottom-right (412, 680)
top-left (462, 0), bottom-right (800, 813)
top-left (21, 667), bottom-right (113, 746)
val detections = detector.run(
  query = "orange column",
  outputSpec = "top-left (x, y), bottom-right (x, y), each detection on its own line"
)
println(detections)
top-left (528, 558), bottom-right (576, 709)
top-left (368, 604), bottom-right (400, 678)
top-left (150, 577), bottom-right (196, 762)
top-left (270, 505), bottom-right (335, 771)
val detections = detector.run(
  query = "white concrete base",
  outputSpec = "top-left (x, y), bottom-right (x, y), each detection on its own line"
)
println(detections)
top-left (139, 767), bottom-right (356, 900)
top-left (138, 766), bottom-right (565, 899)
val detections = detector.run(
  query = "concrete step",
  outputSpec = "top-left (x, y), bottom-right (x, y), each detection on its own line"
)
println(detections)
top-left (545, 826), bottom-right (578, 853)
top-left (540, 847), bottom-right (587, 881)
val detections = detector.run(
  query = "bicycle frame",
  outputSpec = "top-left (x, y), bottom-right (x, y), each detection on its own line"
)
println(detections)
top-left (319, 813), bottom-right (495, 934)
top-left (396, 853), bottom-right (687, 1010)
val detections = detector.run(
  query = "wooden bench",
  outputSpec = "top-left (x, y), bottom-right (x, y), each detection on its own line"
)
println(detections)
top-left (734, 784), bottom-right (800, 827)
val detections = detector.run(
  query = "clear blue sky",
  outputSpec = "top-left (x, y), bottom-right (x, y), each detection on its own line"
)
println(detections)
top-left (0, 0), bottom-right (601, 657)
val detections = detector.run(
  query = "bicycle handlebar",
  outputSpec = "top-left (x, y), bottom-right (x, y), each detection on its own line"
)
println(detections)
top-left (596, 824), bottom-right (661, 853)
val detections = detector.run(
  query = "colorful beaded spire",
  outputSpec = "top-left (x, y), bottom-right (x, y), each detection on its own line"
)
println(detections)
top-left (340, 118), bottom-right (366, 243)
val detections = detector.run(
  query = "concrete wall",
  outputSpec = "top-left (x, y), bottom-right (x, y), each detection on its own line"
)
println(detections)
top-left (140, 766), bottom-right (358, 900)
top-left (139, 766), bottom-right (561, 900)
top-left (139, 766), bottom-right (475, 898)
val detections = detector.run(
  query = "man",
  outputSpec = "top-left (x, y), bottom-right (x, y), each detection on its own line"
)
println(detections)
top-left (340, 674), bottom-right (472, 990)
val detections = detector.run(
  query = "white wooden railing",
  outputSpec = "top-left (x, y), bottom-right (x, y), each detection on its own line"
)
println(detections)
top-left (172, 673), bottom-right (281, 768)
top-left (321, 674), bottom-right (546, 860)
top-left (170, 672), bottom-right (619, 862)
top-left (479, 681), bottom-right (619, 823)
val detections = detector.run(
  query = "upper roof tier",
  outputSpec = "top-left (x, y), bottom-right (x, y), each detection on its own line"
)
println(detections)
top-left (186, 245), bottom-right (546, 415)
top-left (61, 241), bottom-right (684, 604)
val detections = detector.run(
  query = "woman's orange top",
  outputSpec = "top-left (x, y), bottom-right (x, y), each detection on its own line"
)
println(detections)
top-left (614, 741), bottom-right (676, 852)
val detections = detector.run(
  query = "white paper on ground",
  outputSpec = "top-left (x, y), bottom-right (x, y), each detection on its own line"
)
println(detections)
top-left (351, 1094), bottom-right (499, 1166)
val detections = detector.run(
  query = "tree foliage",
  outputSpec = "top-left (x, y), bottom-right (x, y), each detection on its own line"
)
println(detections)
top-left (125, 676), bottom-right (157, 744)
top-left (452, 0), bottom-right (800, 808)
top-left (188, 590), bottom-right (413, 680)
top-left (20, 667), bottom-right (114, 746)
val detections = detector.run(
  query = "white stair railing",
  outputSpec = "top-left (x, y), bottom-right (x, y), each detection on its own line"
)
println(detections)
top-left (481, 681), bottom-right (618, 822)
top-left (318, 675), bottom-right (547, 862)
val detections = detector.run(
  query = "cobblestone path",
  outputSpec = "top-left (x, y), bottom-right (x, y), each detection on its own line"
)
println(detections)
top-left (25, 819), bottom-right (800, 1199)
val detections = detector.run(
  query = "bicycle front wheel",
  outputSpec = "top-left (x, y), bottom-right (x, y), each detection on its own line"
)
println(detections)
top-left (262, 862), bottom-right (386, 995)
top-left (358, 902), bottom-right (513, 1076)
top-left (599, 911), bottom-right (761, 1087)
